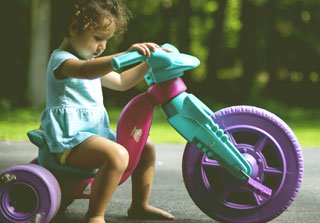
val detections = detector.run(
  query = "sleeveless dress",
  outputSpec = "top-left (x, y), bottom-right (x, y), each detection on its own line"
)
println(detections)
top-left (41, 49), bottom-right (116, 155)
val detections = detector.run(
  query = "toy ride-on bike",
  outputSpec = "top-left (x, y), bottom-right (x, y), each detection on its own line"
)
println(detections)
top-left (0, 44), bottom-right (303, 223)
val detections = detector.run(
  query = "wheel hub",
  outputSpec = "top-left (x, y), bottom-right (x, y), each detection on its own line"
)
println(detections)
top-left (240, 147), bottom-right (267, 181)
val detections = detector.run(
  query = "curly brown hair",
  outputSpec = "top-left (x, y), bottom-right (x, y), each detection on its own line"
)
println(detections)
top-left (67, 0), bottom-right (131, 37)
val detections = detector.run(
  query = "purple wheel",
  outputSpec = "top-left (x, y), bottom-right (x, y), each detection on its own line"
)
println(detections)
top-left (0, 164), bottom-right (61, 223)
top-left (183, 106), bottom-right (303, 223)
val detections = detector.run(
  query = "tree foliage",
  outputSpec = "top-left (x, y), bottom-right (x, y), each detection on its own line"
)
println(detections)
top-left (1, 0), bottom-right (320, 108)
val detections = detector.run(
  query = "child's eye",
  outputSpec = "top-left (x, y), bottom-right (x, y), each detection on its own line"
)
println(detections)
top-left (94, 36), bottom-right (104, 41)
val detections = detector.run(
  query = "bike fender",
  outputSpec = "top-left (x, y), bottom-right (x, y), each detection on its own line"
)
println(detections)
top-left (163, 92), bottom-right (252, 179)
top-left (117, 93), bottom-right (155, 184)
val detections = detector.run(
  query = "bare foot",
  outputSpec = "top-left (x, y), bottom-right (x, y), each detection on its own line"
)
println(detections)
top-left (85, 214), bottom-right (106, 223)
top-left (127, 205), bottom-right (174, 220)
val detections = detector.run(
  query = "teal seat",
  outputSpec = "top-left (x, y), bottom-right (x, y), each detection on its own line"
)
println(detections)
top-left (27, 129), bottom-right (98, 176)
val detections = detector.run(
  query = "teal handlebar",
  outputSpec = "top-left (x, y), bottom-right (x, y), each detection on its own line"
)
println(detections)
top-left (111, 51), bottom-right (147, 70)
top-left (111, 43), bottom-right (200, 85)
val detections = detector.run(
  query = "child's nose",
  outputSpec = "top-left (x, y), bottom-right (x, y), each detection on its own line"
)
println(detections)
top-left (99, 41), bottom-right (107, 51)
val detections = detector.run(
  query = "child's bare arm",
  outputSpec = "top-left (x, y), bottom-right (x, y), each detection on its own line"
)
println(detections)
top-left (100, 42), bottom-right (158, 91)
top-left (101, 62), bottom-right (149, 91)
top-left (55, 43), bottom-right (158, 81)
top-left (55, 55), bottom-right (115, 80)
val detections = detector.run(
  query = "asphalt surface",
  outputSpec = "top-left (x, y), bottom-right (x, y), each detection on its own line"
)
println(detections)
top-left (0, 142), bottom-right (319, 223)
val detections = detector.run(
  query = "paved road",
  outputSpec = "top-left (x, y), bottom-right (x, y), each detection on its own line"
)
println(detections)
top-left (0, 142), bottom-right (320, 223)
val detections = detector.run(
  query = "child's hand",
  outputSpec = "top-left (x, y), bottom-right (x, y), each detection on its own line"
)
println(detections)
top-left (127, 42), bottom-right (159, 57)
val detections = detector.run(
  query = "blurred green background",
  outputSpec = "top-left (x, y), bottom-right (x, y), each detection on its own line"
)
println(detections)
top-left (0, 0), bottom-right (319, 146)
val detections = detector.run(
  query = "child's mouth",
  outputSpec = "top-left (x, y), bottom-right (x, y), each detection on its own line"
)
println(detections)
top-left (93, 52), bottom-right (102, 57)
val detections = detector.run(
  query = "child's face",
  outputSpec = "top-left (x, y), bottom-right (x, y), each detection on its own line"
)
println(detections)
top-left (69, 17), bottom-right (116, 60)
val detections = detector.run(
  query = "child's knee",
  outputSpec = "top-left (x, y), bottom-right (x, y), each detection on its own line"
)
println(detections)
top-left (117, 145), bottom-right (129, 168)
top-left (142, 141), bottom-right (156, 161)
top-left (108, 145), bottom-right (129, 172)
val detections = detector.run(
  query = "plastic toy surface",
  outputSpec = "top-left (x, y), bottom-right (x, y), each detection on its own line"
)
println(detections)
top-left (0, 44), bottom-right (303, 223)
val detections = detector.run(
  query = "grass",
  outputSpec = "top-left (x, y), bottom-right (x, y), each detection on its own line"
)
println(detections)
top-left (0, 106), bottom-right (319, 147)
top-left (0, 108), bottom-right (185, 143)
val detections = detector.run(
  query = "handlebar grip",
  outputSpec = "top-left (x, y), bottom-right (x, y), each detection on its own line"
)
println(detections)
top-left (111, 51), bottom-right (147, 70)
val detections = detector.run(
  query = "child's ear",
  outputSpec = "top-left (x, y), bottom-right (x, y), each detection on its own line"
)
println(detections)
top-left (69, 21), bottom-right (78, 37)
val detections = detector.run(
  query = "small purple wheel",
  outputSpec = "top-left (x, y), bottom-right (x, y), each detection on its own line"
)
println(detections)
top-left (0, 164), bottom-right (61, 223)
top-left (182, 106), bottom-right (303, 223)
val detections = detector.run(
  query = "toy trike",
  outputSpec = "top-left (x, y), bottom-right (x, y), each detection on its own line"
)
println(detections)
top-left (0, 43), bottom-right (303, 223)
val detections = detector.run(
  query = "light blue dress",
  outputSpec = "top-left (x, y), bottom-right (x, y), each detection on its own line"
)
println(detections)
top-left (41, 49), bottom-right (116, 154)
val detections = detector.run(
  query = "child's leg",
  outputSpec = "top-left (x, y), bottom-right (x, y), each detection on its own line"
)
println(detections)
top-left (128, 140), bottom-right (174, 220)
top-left (65, 136), bottom-right (129, 223)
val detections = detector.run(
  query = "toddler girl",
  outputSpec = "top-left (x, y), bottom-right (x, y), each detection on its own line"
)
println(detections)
top-left (41, 0), bottom-right (174, 222)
